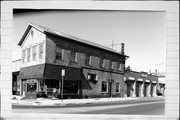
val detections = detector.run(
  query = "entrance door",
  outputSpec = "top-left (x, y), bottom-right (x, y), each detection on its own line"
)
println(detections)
top-left (127, 84), bottom-right (131, 97)
top-left (108, 82), bottom-right (112, 97)
top-left (26, 79), bottom-right (38, 99)
top-left (144, 85), bottom-right (147, 97)
top-left (136, 84), bottom-right (140, 97)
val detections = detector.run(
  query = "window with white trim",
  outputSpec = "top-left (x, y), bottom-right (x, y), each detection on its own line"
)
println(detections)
top-left (116, 82), bottom-right (120, 93)
top-left (102, 81), bottom-right (108, 93)
top-left (32, 45), bottom-right (37, 61)
top-left (39, 42), bottom-right (44, 59)
top-left (22, 49), bottom-right (26, 63)
top-left (27, 48), bottom-right (31, 62)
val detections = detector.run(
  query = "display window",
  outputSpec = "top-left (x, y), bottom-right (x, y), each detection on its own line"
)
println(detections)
top-left (26, 79), bottom-right (37, 94)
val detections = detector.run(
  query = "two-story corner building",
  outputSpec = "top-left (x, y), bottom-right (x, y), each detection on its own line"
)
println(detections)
top-left (17, 23), bottom-right (129, 99)
top-left (124, 71), bottom-right (158, 97)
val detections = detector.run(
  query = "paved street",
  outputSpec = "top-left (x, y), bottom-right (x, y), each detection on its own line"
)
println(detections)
top-left (12, 99), bottom-right (164, 115)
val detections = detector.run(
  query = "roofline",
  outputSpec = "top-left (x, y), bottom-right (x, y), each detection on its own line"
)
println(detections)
top-left (18, 23), bottom-right (129, 57)
top-left (18, 23), bottom-right (45, 46)
top-left (127, 70), bottom-right (159, 77)
top-left (45, 31), bottom-right (129, 57)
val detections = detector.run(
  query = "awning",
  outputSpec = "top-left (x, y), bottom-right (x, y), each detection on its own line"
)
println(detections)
top-left (44, 64), bottom-right (81, 80)
top-left (19, 64), bottom-right (45, 79)
top-left (19, 64), bottom-right (81, 80)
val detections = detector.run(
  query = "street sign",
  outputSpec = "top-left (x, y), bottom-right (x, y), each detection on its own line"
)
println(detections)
top-left (62, 69), bottom-right (65, 76)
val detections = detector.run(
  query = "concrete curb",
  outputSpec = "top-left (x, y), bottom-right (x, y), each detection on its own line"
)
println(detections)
top-left (12, 96), bottom-right (164, 106)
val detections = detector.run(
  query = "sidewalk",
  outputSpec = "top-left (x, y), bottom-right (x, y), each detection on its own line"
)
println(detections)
top-left (12, 96), bottom-right (164, 106)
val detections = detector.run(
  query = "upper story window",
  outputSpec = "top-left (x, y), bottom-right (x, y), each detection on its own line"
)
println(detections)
top-left (111, 62), bottom-right (117, 70)
top-left (39, 42), bottom-right (44, 59)
top-left (116, 82), bottom-right (120, 93)
top-left (22, 49), bottom-right (26, 63)
top-left (32, 45), bottom-right (37, 61)
top-left (102, 59), bottom-right (110, 69)
top-left (87, 73), bottom-right (98, 84)
top-left (56, 47), bottom-right (63, 61)
top-left (85, 54), bottom-right (91, 66)
top-left (70, 51), bottom-right (77, 63)
top-left (118, 63), bottom-right (124, 72)
top-left (111, 62), bottom-right (114, 69)
top-left (27, 48), bottom-right (31, 62)
top-left (99, 58), bottom-right (103, 68)
top-left (102, 81), bottom-right (108, 93)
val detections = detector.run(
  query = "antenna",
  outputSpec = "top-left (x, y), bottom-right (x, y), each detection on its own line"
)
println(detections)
top-left (107, 40), bottom-right (121, 49)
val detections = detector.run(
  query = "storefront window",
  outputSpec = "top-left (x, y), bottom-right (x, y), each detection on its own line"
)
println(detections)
top-left (27, 80), bottom-right (37, 94)
top-left (39, 79), bottom-right (45, 91)
top-left (64, 81), bottom-right (79, 95)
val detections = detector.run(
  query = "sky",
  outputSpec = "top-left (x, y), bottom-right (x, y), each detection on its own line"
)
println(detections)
top-left (13, 10), bottom-right (166, 73)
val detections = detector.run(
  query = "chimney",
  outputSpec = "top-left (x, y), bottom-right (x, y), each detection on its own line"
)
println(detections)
top-left (155, 69), bottom-right (158, 75)
top-left (120, 43), bottom-right (124, 54)
top-left (149, 70), bottom-right (151, 75)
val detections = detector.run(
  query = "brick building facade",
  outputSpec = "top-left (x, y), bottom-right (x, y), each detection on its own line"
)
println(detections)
top-left (14, 23), bottom-right (128, 99)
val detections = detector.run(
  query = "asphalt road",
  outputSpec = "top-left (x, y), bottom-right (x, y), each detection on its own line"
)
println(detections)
top-left (12, 99), bottom-right (165, 115)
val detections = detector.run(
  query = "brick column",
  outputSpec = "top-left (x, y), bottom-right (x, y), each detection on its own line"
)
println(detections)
top-left (147, 83), bottom-right (151, 97)
top-left (132, 81), bottom-right (136, 97)
top-left (153, 84), bottom-right (157, 97)
top-left (140, 82), bottom-right (144, 97)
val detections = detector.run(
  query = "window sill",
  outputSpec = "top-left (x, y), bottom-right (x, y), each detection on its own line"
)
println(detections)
top-left (101, 92), bottom-right (108, 93)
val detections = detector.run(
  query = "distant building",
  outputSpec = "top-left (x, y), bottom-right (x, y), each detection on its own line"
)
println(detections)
top-left (13, 23), bottom-right (128, 99)
top-left (124, 71), bottom-right (159, 97)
